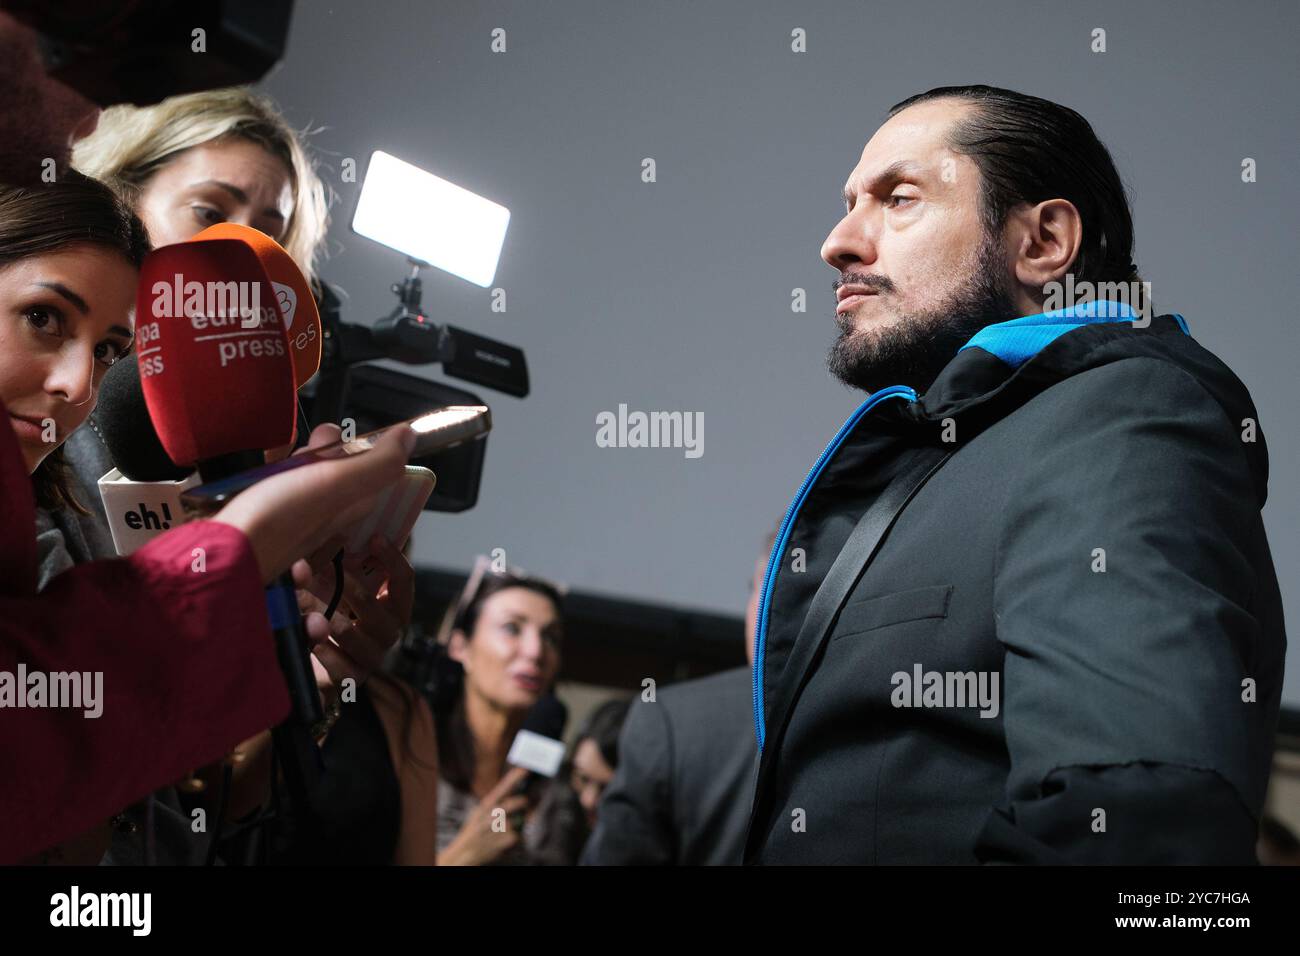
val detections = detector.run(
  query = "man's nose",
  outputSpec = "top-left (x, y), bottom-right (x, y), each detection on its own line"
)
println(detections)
top-left (821, 209), bottom-right (878, 272)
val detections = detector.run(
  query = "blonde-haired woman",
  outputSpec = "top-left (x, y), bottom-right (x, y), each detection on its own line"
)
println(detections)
top-left (72, 85), bottom-right (329, 285)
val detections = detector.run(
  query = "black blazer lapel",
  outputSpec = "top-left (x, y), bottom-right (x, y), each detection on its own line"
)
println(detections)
top-left (744, 444), bottom-right (952, 862)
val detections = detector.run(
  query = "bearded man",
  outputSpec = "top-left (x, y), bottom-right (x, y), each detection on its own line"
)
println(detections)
top-left (745, 85), bottom-right (1286, 865)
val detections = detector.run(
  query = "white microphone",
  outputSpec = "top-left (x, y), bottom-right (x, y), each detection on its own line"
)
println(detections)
top-left (98, 468), bottom-right (201, 555)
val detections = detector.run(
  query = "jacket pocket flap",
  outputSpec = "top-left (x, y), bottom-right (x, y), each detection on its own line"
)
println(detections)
top-left (833, 584), bottom-right (953, 639)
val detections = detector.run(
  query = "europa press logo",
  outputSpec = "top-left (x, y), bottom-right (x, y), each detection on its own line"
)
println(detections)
top-left (187, 221), bottom-right (321, 379)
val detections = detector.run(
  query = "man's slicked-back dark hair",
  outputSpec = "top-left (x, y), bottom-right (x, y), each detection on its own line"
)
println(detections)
top-left (888, 85), bottom-right (1139, 286)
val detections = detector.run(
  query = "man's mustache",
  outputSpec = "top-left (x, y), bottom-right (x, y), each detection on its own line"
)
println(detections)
top-left (833, 273), bottom-right (895, 295)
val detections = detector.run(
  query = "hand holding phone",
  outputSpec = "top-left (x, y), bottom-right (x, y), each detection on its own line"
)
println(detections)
top-left (181, 405), bottom-right (490, 516)
top-left (207, 423), bottom-right (414, 585)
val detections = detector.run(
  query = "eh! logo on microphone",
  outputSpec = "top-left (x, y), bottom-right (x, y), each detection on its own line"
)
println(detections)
top-left (122, 500), bottom-right (177, 532)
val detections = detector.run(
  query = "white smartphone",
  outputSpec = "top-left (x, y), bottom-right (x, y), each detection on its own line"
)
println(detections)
top-left (343, 466), bottom-right (436, 588)
top-left (179, 405), bottom-right (490, 515)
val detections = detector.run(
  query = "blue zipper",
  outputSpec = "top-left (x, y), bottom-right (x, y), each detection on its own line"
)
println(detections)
top-left (752, 384), bottom-right (917, 751)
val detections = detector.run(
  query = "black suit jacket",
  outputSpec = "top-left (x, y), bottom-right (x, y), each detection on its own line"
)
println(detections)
top-left (582, 667), bottom-right (755, 865)
top-left (747, 313), bottom-right (1286, 864)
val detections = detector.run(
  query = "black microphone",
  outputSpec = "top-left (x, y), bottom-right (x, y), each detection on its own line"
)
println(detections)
top-left (510, 694), bottom-right (569, 801)
top-left (96, 355), bottom-right (193, 482)
top-left (523, 694), bottom-right (568, 741)
top-left (91, 355), bottom-right (199, 555)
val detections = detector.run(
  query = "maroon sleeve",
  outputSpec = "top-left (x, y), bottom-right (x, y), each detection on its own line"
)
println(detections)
top-left (0, 411), bottom-right (289, 862)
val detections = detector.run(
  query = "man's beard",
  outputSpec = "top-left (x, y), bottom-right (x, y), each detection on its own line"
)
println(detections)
top-left (827, 231), bottom-right (1019, 395)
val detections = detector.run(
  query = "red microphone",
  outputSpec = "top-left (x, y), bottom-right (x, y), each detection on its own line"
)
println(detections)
top-left (137, 237), bottom-right (297, 471)
top-left (136, 234), bottom-right (324, 751)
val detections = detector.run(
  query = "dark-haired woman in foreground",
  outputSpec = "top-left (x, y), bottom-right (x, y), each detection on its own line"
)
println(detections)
top-left (0, 175), bottom-right (413, 863)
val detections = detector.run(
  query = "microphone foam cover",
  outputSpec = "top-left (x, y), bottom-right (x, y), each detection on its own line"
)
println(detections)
top-left (137, 238), bottom-right (296, 467)
top-left (95, 354), bottom-right (193, 481)
top-left (191, 222), bottom-right (322, 389)
top-left (522, 694), bottom-right (568, 741)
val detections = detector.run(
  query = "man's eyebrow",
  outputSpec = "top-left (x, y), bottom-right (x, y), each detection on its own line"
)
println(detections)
top-left (842, 160), bottom-right (926, 206)
top-left (193, 179), bottom-right (286, 222)
top-left (35, 281), bottom-right (88, 315)
top-left (109, 325), bottom-right (134, 340)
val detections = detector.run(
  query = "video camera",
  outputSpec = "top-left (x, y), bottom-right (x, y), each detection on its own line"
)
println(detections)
top-left (307, 150), bottom-right (529, 513)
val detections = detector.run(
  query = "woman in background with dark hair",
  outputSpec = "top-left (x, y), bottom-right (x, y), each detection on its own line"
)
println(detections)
top-left (568, 699), bottom-right (629, 831)
top-left (528, 698), bottom-right (631, 866)
top-left (432, 561), bottom-right (565, 865)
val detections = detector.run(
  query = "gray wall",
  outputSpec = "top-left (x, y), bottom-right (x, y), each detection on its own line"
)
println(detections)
top-left (261, 0), bottom-right (1299, 703)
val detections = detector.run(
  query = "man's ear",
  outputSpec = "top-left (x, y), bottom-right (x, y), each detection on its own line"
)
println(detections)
top-left (1007, 198), bottom-right (1083, 297)
top-left (447, 629), bottom-right (470, 673)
